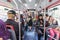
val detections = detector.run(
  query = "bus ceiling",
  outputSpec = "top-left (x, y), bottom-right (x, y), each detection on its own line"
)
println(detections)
top-left (0, 0), bottom-right (60, 11)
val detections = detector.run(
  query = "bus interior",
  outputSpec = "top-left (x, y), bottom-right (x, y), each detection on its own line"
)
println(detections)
top-left (0, 0), bottom-right (60, 40)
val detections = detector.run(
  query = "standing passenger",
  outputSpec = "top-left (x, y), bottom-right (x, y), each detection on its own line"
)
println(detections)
top-left (36, 14), bottom-right (44, 40)
top-left (20, 14), bottom-right (24, 40)
top-left (5, 10), bottom-right (19, 40)
top-left (24, 16), bottom-right (38, 40)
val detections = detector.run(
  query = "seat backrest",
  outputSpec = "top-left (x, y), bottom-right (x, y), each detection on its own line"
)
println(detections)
top-left (46, 28), bottom-right (56, 40)
top-left (8, 29), bottom-right (17, 40)
top-left (6, 25), bottom-right (17, 40)
top-left (6, 25), bottom-right (14, 31)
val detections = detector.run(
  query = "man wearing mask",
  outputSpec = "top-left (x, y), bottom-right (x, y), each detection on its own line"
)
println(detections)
top-left (5, 10), bottom-right (19, 40)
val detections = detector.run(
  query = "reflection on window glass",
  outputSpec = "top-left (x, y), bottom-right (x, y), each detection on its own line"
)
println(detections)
top-left (48, 5), bottom-right (60, 26)
top-left (0, 6), bottom-right (12, 22)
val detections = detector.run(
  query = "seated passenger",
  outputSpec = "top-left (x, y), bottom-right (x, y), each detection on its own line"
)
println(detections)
top-left (48, 16), bottom-right (58, 26)
top-left (46, 25), bottom-right (59, 40)
top-left (54, 27), bottom-right (60, 40)
top-left (0, 19), bottom-right (10, 40)
top-left (5, 10), bottom-right (19, 40)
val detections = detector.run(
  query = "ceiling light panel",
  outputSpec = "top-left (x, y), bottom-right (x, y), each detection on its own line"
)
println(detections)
top-left (24, 4), bottom-right (30, 9)
top-left (24, 4), bottom-right (28, 7)
top-left (35, 4), bottom-right (37, 7)
top-left (29, 0), bottom-right (32, 2)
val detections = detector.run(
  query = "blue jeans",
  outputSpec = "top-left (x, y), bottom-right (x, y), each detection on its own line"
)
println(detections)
top-left (24, 31), bottom-right (38, 40)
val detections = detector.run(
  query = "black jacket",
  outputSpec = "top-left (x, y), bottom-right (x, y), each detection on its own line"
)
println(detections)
top-left (5, 19), bottom-right (19, 40)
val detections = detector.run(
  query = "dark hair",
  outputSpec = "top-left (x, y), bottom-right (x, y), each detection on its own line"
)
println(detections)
top-left (48, 16), bottom-right (52, 20)
top-left (28, 16), bottom-right (32, 19)
top-left (38, 14), bottom-right (43, 20)
top-left (8, 10), bottom-right (16, 15)
top-left (28, 18), bottom-right (32, 26)
top-left (46, 14), bottom-right (48, 17)
top-left (38, 14), bottom-right (43, 17)
top-left (20, 14), bottom-right (23, 18)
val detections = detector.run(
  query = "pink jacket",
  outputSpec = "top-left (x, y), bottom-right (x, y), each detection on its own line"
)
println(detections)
top-left (48, 28), bottom-right (55, 40)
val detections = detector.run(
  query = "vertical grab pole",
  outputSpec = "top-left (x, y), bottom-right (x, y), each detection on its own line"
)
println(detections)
top-left (43, 8), bottom-right (46, 40)
top-left (44, 1), bottom-right (47, 40)
top-left (18, 10), bottom-right (21, 40)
